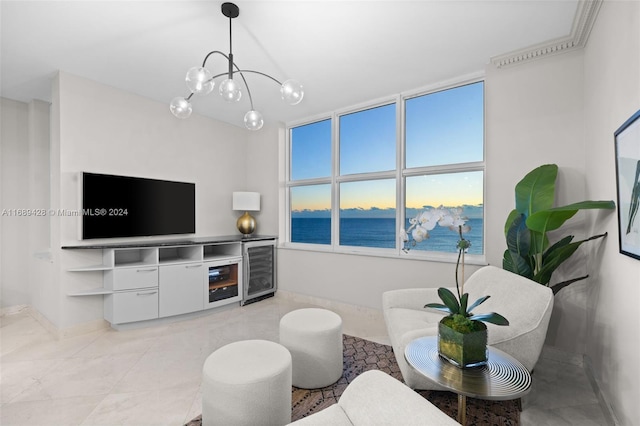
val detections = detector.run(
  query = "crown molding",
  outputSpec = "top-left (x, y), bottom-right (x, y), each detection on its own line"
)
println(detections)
top-left (490, 0), bottom-right (602, 68)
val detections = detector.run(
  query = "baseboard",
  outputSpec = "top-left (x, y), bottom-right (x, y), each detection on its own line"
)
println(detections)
top-left (583, 354), bottom-right (620, 426)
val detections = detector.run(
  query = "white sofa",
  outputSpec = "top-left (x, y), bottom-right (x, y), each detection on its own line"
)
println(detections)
top-left (288, 370), bottom-right (460, 425)
top-left (383, 266), bottom-right (554, 390)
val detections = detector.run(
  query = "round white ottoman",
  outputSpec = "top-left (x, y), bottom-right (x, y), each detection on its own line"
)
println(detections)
top-left (279, 308), bottom-right (343, 389)
top-left (202, 339), bottom-right (292, 426)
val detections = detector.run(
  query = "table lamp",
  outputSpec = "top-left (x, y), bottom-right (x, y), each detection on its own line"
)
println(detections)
top-left (232, 192), bottom-right (261, 236)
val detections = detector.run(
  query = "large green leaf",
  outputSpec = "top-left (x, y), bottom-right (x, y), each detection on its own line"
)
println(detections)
top-left (506, 213), bottom-right (530, 256)
top-left (541, 235), bottom-right (574, 265)
top-left (515, 164), bottom-right (557, 216)
top-left (534, 242), bottom-right (581, 285)
top-left (527, 201), bottom-right (616, 234)
top-left (503, 249), bottom-right (533, 278)
top-left (535, 233), bottom-right (608, 285)
top-left (504, 209), bottom-right (520, 236)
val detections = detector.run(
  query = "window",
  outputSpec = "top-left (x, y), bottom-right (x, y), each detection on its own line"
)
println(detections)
top-left (287, 80), bottom-right (484, 257)
top-left (403, 82), bottom-right (484, 255)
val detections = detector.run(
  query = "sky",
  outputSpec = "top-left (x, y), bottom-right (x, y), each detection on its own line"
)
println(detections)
top-left (290, 82), bottom-right (484, 213)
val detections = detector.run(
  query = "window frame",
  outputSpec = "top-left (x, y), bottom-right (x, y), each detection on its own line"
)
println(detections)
top-left (283, 76), bottom-right (486, 265)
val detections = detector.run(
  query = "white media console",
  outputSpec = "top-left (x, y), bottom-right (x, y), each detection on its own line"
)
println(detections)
top-left (63, 235), bottom-right (276, 325)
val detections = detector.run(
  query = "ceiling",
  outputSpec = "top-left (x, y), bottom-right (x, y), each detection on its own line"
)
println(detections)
top-left (1, 1), bottom-right (581, 129)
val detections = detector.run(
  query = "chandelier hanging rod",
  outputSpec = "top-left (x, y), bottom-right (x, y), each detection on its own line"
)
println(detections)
top-left (169, 2), bottom-right (304, 131)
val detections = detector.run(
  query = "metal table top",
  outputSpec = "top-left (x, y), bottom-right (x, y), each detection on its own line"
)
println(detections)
top-left (405, 336), bottom-right (531, 400)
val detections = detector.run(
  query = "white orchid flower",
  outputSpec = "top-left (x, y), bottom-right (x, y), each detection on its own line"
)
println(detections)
top-left (401, 205), bottom-right (471, 252)
top-left (438, 213), bottom-right (454, 227)
top-left (417, 210), bottom-right (439, 231)
top-left (411, 225), bottom-right (429, 242)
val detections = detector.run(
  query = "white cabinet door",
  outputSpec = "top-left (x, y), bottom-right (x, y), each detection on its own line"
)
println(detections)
top-left (108, 289), bottom-right (159, 324)
top-left (159, 263), bottom-right (204, 317)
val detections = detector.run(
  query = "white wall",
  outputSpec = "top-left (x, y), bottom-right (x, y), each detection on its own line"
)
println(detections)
top-left (246, 123), bottom-right (281, 236)
top-left (583, 2), bottom-right (640, 424)
top-left (1, 98), bottom-right (52, 314)
top-left (485, 50), bottom-right (605, 353)
top-left (1, 98), bottom-right (30, 309)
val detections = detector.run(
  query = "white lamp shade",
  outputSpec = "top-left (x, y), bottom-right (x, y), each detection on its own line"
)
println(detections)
top-left (232, 192), bottom-right (260, 211)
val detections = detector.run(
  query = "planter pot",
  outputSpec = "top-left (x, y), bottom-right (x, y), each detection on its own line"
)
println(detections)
top-left (437, 318), bottom-right (487, 368)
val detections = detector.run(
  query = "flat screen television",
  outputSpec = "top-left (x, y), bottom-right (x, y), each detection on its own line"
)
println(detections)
top-left (81, 172), bottom-right (196, 240)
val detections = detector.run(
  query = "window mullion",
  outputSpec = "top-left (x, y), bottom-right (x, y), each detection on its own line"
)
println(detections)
top-left (397, 94), bottom-right (405, 254)
top-left (331, 112), bottom-right (340, 249)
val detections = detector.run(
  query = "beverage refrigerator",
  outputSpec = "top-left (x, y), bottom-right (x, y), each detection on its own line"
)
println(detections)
top-left (241, 239), bottom-right (276, 305)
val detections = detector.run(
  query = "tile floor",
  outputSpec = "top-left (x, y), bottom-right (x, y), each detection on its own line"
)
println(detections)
top-left (0, 294), bottom-right (609, 425)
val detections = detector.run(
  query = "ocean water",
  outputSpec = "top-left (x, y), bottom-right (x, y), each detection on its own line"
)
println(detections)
top-left (291, 217), bottom-right (483, 254)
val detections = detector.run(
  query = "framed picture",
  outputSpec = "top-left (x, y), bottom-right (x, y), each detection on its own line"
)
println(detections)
top-left (615, 109), bottom-right (640, 260)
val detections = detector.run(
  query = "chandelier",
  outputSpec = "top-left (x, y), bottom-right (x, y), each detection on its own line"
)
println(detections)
top-left (169, 2), bottom-right (304, 130)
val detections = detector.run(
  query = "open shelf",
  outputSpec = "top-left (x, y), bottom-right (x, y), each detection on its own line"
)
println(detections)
top-left (114, 248), bottom-right (157, 268)
top-left (68, 264), bottom-right (113, 272)
top-left (68, 287), bottom-right (114, 296)
top-left (203, 243), bottom-right (241, 261)
top-left (159, 246), bottom-right (202, 265)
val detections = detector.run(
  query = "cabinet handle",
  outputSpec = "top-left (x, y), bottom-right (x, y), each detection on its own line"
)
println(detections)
top-left (185, 264), bottom-right (202, 269)
top-left (136, 268), bottom-right (157, 273)
top-left (136, 291), bottom-right (158, 296)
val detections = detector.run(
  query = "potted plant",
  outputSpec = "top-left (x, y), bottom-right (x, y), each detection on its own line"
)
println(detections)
top-left (503, 164), bottom-right (616, 294)
top-left (401, 207), bottom-right (509, 367)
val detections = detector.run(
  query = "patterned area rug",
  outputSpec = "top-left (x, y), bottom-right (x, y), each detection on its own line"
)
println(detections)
top-left (186, 335), bottom-right (520, 425)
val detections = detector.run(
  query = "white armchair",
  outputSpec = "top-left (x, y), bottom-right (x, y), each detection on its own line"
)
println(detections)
top-left (383, 265), bottom-right (554, 390)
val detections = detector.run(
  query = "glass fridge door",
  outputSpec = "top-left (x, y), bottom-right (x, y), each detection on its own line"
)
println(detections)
top-left (244, 240), bottom-right (276, 301)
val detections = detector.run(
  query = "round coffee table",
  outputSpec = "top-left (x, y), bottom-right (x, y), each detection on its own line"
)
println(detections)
top-left (405, 336), bottom-right (531, 425)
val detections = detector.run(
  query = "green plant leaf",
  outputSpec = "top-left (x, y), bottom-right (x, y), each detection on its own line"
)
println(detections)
top-left (424, 303), bottom-right (452, 314)
top-left (506, 213), bottom-right (530, 256)
top-left (541, 235), bottom-right (574, 265)
top-left (515, 164), bottom-right (557, 217)
top-left (469, 312), bottom-right (510, 326)
top-left (467, 295), bottom-right (490, 313)
top-left (437, 287), bottom-right (460, 314)
top-left (503, 249), bottom-right (533, 278)
top-left (504, 209), bottom-right (520, 236)
top-left (459, 293), bottom-right (469, 315)
top-left (527, 201), bottom-right (616, 234)
top-left (534, 242), bottom-right (581, 285)
top-left (535, 233), bottom-right (608, 285)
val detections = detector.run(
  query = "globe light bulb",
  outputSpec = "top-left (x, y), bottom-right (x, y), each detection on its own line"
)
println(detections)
top-left (185, 67), bottom-right (214, 95)
top-left (169, 97), bottom-right (192, 119)
top-left (244, 110), bottom-right (264, 131)
top-left (219, 78), bottom-right (242, 102)
top-left (281, 79), bottom-right (304, 105)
